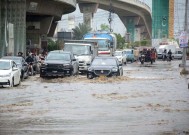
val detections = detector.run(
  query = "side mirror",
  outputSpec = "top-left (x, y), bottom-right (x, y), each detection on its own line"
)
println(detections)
top-left (13, 67), bottom-right (19, 71)
top-left (23, 63), bottom-right (28, 66)
top-left (119, 63), bottom-right (122, 66)
top-left (72, 58), bottom-right (76, 61)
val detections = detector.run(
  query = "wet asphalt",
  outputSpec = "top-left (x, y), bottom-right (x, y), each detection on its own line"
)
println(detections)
top-left (0, 60), bottom-right (189, 135)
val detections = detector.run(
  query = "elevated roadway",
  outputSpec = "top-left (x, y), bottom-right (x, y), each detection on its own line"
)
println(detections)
top-left (77, 0), bottom-right (152, 40)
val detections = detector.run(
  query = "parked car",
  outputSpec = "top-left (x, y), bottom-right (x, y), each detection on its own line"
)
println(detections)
top-left (0, 59), bottom-right (21, 87)
top-left (173, 50), bottom-right (183, 59)
top-left (40, 50), bottom-right (79, 78)
top-left (113, 51), bottom-right (127, 64)
top-left (123, 49), bottom-right (135, 63)
top-left (87, 56), bottom-right (123, 79)
top-left (1, 56), bottom-right (29, 80)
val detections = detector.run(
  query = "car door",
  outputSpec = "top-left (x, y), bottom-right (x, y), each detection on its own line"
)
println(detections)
top-left (122, 52), bottom-right (126, 63)
top-left (12, 61), bottom-right (20, 84)
top-left (71, 54), bottom-right (77, 74)
top-left (116, 59), bottom-right (123, 76)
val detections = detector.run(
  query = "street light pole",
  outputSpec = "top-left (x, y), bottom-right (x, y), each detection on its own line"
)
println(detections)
top-left (182, 0), bottom-right (188, 71)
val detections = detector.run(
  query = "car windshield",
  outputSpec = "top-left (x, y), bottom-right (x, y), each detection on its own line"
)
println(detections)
top-left (12, 59), bottom-right (21, 65)
top-left (92, 58), bottom-right (117, 66)
top-left (2, 57), bottom-right (22, 65)
top-left (85, 39), bottom-right (109, 51)
top-left (64, 44), bottom-right (90, 55)
top-left (46, 52), bottom-right (70, 61)
top-left (114, 52), bottom-right (122, 56)
top-left (125, 51), bottom-right (132, 54)
top-left (0, 61), bottom-right (11, 70)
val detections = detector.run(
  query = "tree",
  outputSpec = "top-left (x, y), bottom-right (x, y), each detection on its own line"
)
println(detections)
top-left (114, 33), bottom-right (125, 49)
top-left (72, 23), bottom-right (92, 40)
top-left (100, 23), bottom-right (110, 31)
top-left (47, 39), bottom-right (58, 51)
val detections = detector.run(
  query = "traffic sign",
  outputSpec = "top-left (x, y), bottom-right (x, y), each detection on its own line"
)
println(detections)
top-left (179, 31), bottom-right (188, 48)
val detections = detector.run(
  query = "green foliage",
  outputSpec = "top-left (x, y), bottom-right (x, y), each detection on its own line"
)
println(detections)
top-left (47, 39), bottom-right (58, 51)
top-left (100, 23), bottom-right (110, 31)
top-left (126, 40), bottom-right (151, 49)
top-left (72, 23), bottom-right (92, 40)
top-left (114, 33), bottom-right (125, 49)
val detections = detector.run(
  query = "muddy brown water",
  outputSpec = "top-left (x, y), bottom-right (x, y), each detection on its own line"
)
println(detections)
top-left (0, 60), bottom-right (189, 135)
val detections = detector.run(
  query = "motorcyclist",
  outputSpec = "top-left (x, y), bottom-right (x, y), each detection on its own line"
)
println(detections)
top-left (162, 49), bottom-right (167, 60)
top-left (17, 52), bottom-right (25, 59)
top-left (25, 53), bottom-right (34, 75)
top-left (167, 49), bottom-right (172, 61)
top-left (31, 53), bottom-right (39, 73)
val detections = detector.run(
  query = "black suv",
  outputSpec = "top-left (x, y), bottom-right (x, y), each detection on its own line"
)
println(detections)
top-left (40, 50), bottom-right (79, 78)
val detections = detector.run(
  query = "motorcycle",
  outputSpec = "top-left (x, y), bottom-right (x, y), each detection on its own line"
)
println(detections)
top-left (162, 53), bottom-right (167, 61)
top-left (27, 62), bottom-right (35, 76)
top-left (140, 54), bottom-right (145, 64)
top-left (167, 54), bottom-right (172, 62)
top-left (139, 54), bottom-right (153, 64)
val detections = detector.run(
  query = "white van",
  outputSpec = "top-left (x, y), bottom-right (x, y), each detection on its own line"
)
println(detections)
top-left (157, 45), bottom-right (176, 59)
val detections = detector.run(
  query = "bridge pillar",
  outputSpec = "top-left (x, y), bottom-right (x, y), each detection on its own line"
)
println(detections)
top-left (78, 3), bottom-right (98, 28)
top-left (26, 16), bottom-right (55, 54)
top-left (121, 16), bottom-right (142, 42)
top-left (0, 0), bottom-right (26, 57)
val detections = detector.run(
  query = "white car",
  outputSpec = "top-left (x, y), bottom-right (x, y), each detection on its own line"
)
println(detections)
top-left (0, 59), bottom-right (21, 87)
top-left (113, 51), bottom-right (127, 65)
top-left (173, 50), bottom-right (183, 59)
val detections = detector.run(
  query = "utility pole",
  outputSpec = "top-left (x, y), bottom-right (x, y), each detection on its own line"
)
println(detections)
top-left (181, 0), bottom-right (188, 71)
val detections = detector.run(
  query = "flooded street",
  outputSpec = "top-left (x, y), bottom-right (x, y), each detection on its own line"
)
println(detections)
top-left (0, 60), bottom-right (189, 135)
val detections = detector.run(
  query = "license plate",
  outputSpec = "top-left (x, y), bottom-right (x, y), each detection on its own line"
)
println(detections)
top-left (52, 71), bottom-right (57, 73)
top-left (99, 75), bottom-right (106, 79)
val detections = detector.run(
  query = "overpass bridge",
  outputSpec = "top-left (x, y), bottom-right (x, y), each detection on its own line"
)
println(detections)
top-left (77, 0), bottom-right (152, 41)
top-left (0, 0), bottom-right (152, 57)
top-left (0, 0), bottom-right (76, 57)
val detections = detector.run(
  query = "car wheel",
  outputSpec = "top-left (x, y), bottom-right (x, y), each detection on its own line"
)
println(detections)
top-left (69, 70), bottom-right (74, 76)
top-left (40, 74), bottom-right (45, 78)
top-left (10, 78), bottom-right (14, 87)
top-left (87, 73), bottom-right (93, 79)
top-left (17, 77), bottom-right (21, 86)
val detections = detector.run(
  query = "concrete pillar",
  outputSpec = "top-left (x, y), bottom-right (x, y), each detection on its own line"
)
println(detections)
top-left (134, 27), bottom-right (141, 41)
top-left (78, 3), bottom-right (98, 28)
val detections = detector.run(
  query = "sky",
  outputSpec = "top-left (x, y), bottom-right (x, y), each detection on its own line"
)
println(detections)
top-left (58, 0), bottom-right (152, 36)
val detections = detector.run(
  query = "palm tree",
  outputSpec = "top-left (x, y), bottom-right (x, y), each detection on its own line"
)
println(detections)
top-left (72, 23), bottom-right (92, 40)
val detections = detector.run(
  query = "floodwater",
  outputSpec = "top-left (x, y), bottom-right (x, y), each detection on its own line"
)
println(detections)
top-left (0, 60), bottom-right (189, 135)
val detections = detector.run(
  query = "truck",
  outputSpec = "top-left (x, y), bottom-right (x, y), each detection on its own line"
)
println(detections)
top-left (83, 32), bottom-right (117, 56)
top-left (63, 40), bottom-right (98, 73)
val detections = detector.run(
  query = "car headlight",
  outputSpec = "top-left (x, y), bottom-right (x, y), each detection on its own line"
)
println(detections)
top-left (64, 64), bottom-right (71, 68)
top-left (118, 58), bottom-right (122, 61)
top-left (112, 68), bottom-right (118, 72)
top-left (2, 73), bottom-right (11, 77)
top-left (85, 61), bottom-right (91, 65)
top-left (88, 67), bottom-right (93, 71)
